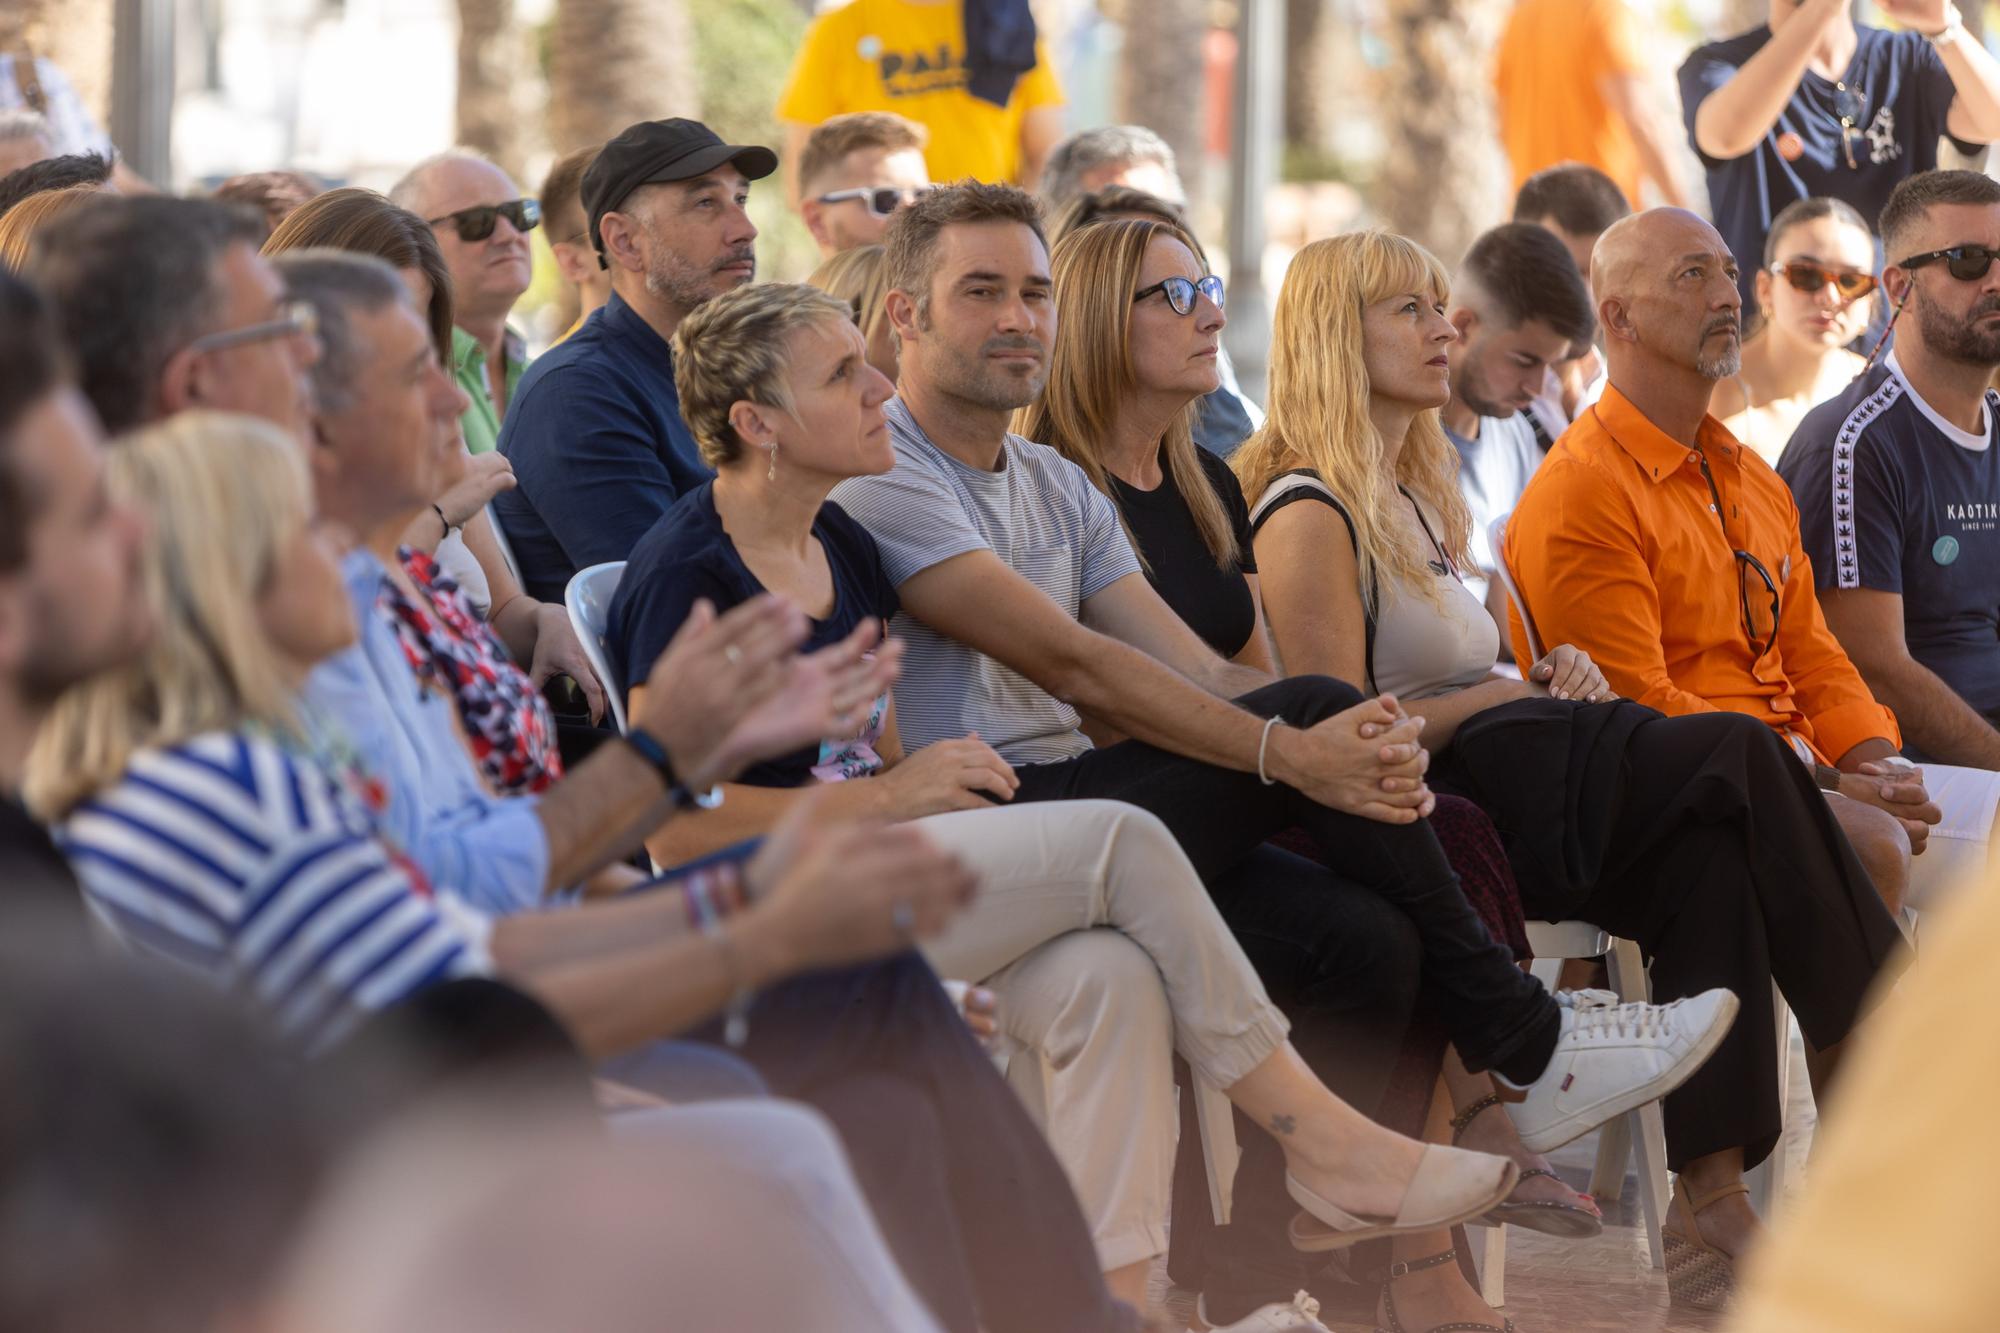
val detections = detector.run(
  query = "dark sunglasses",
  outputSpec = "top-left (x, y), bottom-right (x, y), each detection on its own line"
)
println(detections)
top-left (817, 186), bottom-right (931, 218)
top-left (1864, 243), bottom-right (2000, 372)
top-left (427, 197), bottom-right (541, 242)
top-left (1696, 451), bottom-right (1782, 659)
top-left (1770, 260), bottom-right (1877, 302)
top-left (1133, 274), bottom-right (1225, 316)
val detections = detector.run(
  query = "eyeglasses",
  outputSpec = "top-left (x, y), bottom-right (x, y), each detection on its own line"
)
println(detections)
top-left (816, 186), bottom-right (931, 218)
top-left (1863, 243), bottom-right (2000, 373)
top-left (1769, 260), bottom-right (1877, 302)
top-left (183, 300), bottom-right (319, 357)
top-left (1696, 450), bottom-right (1782, 659)
top-left (427, 197), bottom-right (541, 242)
top-left (1133, 274), bottom-right (1226, 316)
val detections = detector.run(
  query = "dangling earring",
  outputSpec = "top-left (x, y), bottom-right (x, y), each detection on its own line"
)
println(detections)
top-left (767, 441), bottom-right (779, 482)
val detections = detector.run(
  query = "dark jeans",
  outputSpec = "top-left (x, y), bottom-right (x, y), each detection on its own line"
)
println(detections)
top-left (1167, 844), bottom-right (1427, 1321)
top-left (1012, 674), bottom-right (1560, 1083)
top-left (688, 951), bottom-right (1139, 1333)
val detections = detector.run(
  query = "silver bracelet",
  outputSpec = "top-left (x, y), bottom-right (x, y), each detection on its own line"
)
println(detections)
top-left (1257, 715), bottom-right (1284, 786)
top-left (1927, 2), bottom-right (1965, 43)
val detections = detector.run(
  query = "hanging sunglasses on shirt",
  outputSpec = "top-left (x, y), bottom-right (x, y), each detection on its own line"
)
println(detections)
top-left (1864, 243), bottom-right (2000, 373)
top-left (428, 197), bottom-right (541, 242)
top-left (1132, 274), bottom-right (1226, 316)
top-left (1769, 260), bottom-right (1877, 302)
top-left (1695, 451), bottom-right (1782, 660)
top-left (816, 186), bottom-right (932, 218)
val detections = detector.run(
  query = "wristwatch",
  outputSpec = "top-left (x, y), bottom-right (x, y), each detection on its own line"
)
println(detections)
top-left (624, 725), bottom-right (724, 811)
top-left (1926, 3), bottom-right (1965, 44)
top-left (1813, 762), bottom-right (1844, 793)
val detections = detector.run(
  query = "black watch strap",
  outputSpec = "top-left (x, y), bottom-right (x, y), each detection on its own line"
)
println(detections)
top-left (1814, 762), bottom-right (1844, 793)
top-left (624, 726), bottom-right (722, 810)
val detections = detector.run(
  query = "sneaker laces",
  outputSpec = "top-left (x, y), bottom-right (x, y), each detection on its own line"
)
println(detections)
top-left (1276, 1290), bottom-right (1322, 1326)
top-left (1556, 987), bottom-right (1619, 1010)
top-left (1568, 997), bottom-right (1674, 1041)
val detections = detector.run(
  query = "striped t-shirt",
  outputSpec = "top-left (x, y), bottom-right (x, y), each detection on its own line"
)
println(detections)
top-left (59, 731), bottom-right (492, 1053)
top-left (829, 398), bottom-right (1142, 764)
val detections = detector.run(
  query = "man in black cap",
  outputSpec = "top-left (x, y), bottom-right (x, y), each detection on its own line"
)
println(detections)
top-left (494, 118), bottom-right (777, 605)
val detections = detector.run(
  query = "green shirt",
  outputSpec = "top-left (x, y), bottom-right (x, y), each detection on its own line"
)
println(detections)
top-left (453, 324), bottom-right (529, 455)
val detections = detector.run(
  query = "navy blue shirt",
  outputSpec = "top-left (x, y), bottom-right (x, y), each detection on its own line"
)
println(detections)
top-left (607, 483), bottom-right (901, 789)
top-left (1678, 24), bottom-right (1976, 306)
top-left (1780, 356), bottom-right (2000, 753)
top-left (494, 292), bottom-right (713, 604)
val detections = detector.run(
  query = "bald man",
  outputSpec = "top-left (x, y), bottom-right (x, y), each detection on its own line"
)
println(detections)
top-left (391, 152), bottom-right (541, 454)
top-left (1504, 207), bottom-right (1912, 1299)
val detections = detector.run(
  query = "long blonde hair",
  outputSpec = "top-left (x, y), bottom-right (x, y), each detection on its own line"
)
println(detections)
top-left (0, 185), bottom-right (99, 273)
top-left (26, 412), bottom-right (316, 817)
top-left (1017, 217), bottom-right (1238, 569)
top-left (1232, 230), bottom-right (1473, 615)
top-left (807, 244), bottom-right (892, 363)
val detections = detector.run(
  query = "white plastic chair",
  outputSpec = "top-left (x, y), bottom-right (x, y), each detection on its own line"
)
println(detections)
top-left (564, 561), bottom-right (629, 734)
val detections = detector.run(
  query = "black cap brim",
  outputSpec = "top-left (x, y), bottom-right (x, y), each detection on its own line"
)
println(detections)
top-left (587, 142), bottom-right (779, 263)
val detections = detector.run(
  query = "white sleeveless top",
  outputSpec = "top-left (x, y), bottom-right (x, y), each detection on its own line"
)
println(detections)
top-left (1249, 471), bottom-right (1498, 700)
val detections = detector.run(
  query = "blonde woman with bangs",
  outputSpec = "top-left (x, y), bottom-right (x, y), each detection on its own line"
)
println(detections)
top-left (1246, 230), bottom-right (1912, 1317)
top-left (808, 244), bottom-right (899, 383)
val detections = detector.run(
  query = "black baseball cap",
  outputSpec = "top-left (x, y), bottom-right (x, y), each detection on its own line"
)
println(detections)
top-left (582, 118), bottom-right (778, 265)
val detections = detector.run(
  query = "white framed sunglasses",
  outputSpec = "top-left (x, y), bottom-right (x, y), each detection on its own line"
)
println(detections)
top-left (816, 185), bottom-right (932, 218)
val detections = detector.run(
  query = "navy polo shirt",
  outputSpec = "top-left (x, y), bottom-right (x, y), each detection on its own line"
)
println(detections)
top-left (494, 291), bottom-right (713, 604)
top-left (1678, 23), bottom-right (1980, 307)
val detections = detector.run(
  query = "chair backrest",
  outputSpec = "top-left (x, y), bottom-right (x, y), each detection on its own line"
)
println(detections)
top-left (485, 502), bottom-right (525, 589)
top-left (564, 561), bottom-right (630, 734)
top-left (1485, 512), bottom-right (1545, 665)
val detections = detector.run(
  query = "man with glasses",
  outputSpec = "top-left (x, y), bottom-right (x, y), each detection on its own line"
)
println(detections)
top-left (495, 118), bottom-right (774, 605)
top-left (26, 195), bottom-right (319, 437)
top-left (1506, 206), bottom-right (1946, 922)
top-left (797, 112), bottom-right (931, 258)
top-left (390, 152), bottom-right (541, 456)
top-left (1780, 170), bottom-right (2000, 881)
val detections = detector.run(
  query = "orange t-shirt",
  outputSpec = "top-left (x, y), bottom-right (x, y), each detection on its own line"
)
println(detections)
top-left (1503, 384), bottom-right (1900, 765)
top-left (1493, 0), bottom-right (1649, 206)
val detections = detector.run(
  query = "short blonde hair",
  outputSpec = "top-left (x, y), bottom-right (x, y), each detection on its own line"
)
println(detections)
top-left (26, 412), bottom-right (316, 818)
top-left (0, 185), bottom-right (98, 273)
top-left (799, 113), bottom-right (928, 197)
top-left (671, 283), bottom-right (857, 469)
top-left (807, 245), bottom-right (889, 359)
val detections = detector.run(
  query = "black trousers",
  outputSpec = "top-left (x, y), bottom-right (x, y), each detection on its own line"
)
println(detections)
top-left (1439, 703), bottom-right (1906, 1170)
top-left (689, 952), bottom-right (1139, 1333)
top-left (1012, 675), bottom-right (1561, 1083)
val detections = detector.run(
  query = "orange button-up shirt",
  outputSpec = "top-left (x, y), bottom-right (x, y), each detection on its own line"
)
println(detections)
top-left (1503, 383), bottom-right (1900, 763)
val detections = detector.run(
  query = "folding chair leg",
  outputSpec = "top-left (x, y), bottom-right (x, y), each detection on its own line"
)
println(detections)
top-left (1192, 1077), bottom-right (1240, 1226)
top-left (1745, 986), bottom-right (1794, 1218)
top-left (1476, 1223), bottom-right (1506, 1307)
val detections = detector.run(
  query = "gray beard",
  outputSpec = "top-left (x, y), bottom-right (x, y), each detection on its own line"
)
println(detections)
top-left (1696, 344), bottom-right (1742, 380)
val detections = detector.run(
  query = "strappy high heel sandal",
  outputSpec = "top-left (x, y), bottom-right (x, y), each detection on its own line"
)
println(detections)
top-left (1449, 1094), bottom-right (1602, 1238)
top-left (1375, 1249), bottom-right (1515, 1333)
top-left (1663, 1180), bottom-right (1749, 1310)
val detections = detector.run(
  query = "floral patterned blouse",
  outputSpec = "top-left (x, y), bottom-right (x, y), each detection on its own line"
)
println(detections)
top-left (384, 548), bottom-right (564, 795)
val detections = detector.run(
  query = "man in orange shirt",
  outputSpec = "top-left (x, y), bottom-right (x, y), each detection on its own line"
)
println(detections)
top-left (1505, 208), bottom-right (2000, 914)
top-left (1493, 0), bottom-right (1688, 210)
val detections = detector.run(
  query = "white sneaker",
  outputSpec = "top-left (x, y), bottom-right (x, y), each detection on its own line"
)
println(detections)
top-left (1503, 987), bottom-right (1740, 1153)
top-left (1193, 1289), bottom-right (1331, 1332)
top-left (1555, 986), bottom-right (1619, 1009)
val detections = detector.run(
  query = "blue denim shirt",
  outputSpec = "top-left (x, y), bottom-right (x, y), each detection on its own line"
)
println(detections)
top-left (302, 549), bottom-right (551, 915)
top-left (493, 291), bottom-right (714, 603)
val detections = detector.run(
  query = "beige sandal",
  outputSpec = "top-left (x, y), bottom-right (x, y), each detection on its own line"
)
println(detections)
top-left (1663, 1180), bottom-right (1749, 1310)
top-left (1286, 1145), bottom-right (1520, 1252)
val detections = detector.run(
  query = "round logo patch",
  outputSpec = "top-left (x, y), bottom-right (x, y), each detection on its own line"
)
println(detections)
top-left (857, 33), bottom-right (883, 59)
top-left (1776, 132), bottom-right (1805, 162)
top-left (1933, 535), bottom-right (1961, 565)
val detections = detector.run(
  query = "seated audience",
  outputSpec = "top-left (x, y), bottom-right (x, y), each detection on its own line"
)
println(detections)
top-left (1238, 225), bottom-right (1906, 1311)
top-left (0, 149), bottom-right (112, 219)
top-left (0, 107), bottom-right (51, 176)
top-left (1679, 0), bottom-right (2000, 310)
top-left (1714, 197), bottom-right (1875, 465)
top-left (1048, 182), bottom-right (1186, 244)
top-left (213, 169), bottom-right (325, 236)
top-left (28, 409), bottom-right (1149, 1333)
top-left (1041, 123), bottom-right (1188, 210)
top-left (1506, 206), bottom-right (1999, 907)
top-left (606, 280), bottom-right (1521, 1326)
top-left (1512, 163), bottom-right (1629, 445)
top-left (1020, 215), bottom-right (1602, 1331)
top-left (540, 145), bottom-right (608, 344)
top-left (1783, 171), bottom-right (2000, 785)
top-left (495, 117), bottom-right (772, 603)
top-left (0, 271), bottom-right (148, 907)
top-left (391, 151), bottom-right (539, 456)
top-left (1439, 223), bottom-right (1597, 622)
top-left (830, 180), bottom-right (1733, 1277)
top-left (807, 243), bottom-right (898, 381)
top-left (797, 111), bottom-right (932, 257)
top-left (0, 182), bottom-right (92, 270)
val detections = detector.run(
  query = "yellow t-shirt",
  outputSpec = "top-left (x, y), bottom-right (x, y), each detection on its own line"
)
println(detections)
top-left (1492, 0), bottom-right (1648, 207)
top-left (776, 0), bottom-right (1064, 186)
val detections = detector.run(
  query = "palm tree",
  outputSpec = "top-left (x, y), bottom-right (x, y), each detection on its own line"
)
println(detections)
top-left (455, 0), bottom-right (533, 179)
top-left (549, 0), bottom-right (698, 154)
top-left (1116, 0), bottom-right (1207, 191)
top-left (1373, 0), bottom-right (1508, 266)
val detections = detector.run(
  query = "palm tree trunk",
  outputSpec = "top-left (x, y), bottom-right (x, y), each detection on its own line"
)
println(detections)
top-left (550, 0), bottom-right (698, 155)
top-left (455, 0), bottom-right (532, 181)
top-left (1116, 0), bottom-right (1207, 191)
top-left (1374, 0), bottom-right (1507, 266)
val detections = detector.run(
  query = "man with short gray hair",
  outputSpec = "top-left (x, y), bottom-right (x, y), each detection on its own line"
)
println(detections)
top-left (1040, 124), bottom-right (1183, 211)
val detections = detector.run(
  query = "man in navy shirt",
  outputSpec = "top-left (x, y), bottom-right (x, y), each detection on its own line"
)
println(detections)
top-left (1678, 0), bottom-right (2000, 308)
top-left (1785, 170), bottom-right (2000, 780)
top-left (495, 119), bottom-right (776, 603)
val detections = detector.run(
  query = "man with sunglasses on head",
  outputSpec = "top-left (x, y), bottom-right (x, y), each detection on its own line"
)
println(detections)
top-left (797, 112), bottom-right (932, 258)
top-left (1679, 0), bottom-right (2000, 312)
top-left (495, 119), bottom-right (774, 605)
top-left (1507, 206), bottom-right (1946, 922)
top-left (390, 151), bottom-right (542, 457)
top-left (1779, 170), bottom-right (2000, 889)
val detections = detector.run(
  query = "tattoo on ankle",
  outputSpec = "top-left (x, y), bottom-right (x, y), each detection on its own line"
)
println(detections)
top-left (1270, 1113), bottom-right (1297, 1136)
